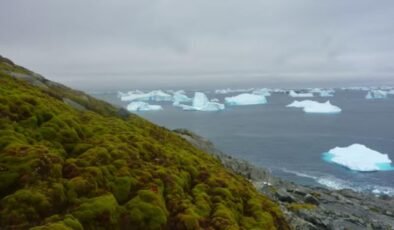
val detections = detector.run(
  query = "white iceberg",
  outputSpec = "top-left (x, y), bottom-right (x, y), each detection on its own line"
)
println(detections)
top-left (323, 144), bottom-right (394, 172)
top-left (287, 100), bottom-right (341, 113)
top-left (319, 90), bottom-right (334, 97)
top-left (120, 91), bottom-right (151, 101)
top-left (176, 92), bottom-right (225, 111)
top-left (214, 88), bottom-right (254, 94)
top-left (365, 90), bottom-right (388, 99)
top-left (252, 88), bottom-right (271, 97)
top-left (225, 93), bottom-right (267, 106)
top-left (172, 90), bottom-right (192, 104)
top-left (126, 101), bottom-right (163, 111)
top-left (148, 90), bottom-right (173, 101)
top-left (310, 88), bottom-right (335, 97)
top-left (289, 90), bottom-right (314, 98)
top-left (119, 90), bottom-right (172, 102)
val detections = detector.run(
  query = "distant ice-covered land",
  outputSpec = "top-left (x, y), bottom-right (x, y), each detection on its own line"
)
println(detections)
top-left (126, 101), bottom-right (163, 111)
top-left (366, 90), bottom-right (388, 99)
top-left (323, 144), bottom-right (394, 172)
top-left (225, 93), bottom-right (267, 106)
top-left (289, 90), bottom-right (314, 98)
top-left (287, 100), bottom-right (342, 113)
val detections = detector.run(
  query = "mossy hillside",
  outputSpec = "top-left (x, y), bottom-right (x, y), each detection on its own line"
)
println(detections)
top-left (0, 62), bottom-right (289, 229)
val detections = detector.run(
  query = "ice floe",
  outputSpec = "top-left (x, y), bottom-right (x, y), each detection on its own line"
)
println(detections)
top-left (176, 92), bottom-right (225, 111)
top-left (225, 93), bottom-right (267, 106)
top-left (287, 100), bottom-right (341, 113)
top-left (289, 90), bottom-right (314, 98)
top-left (366, 90), bottom-right (388, 99)
top-left (126, 101), bottom-right (163, 111)
top-left (214, 88), bottom-right (254, 94)
top-left (252, 88), bottom-right (272, 97)
top-left (172, 90), bottom-right (192, 104)
top-left (323, 144), bottom-right (394, 172)
top-left (119, 90), bottom-right (172, 102)
top-left (309, 88), bottom-right (335, 97)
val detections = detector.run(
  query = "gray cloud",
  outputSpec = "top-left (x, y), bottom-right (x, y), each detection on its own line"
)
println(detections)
top-left (1, 0), bottom-right (394, 89)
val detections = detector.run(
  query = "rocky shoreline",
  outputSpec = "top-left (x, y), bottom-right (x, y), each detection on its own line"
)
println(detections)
top-left (174, 129), bottom-right (394, 230)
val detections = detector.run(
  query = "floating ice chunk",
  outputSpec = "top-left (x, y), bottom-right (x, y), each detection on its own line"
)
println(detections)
top-left (323, 144), bottom-right (394, 172)
top-left (149, 90), bottom-right (173, 101)
top-left (214, 88), bottom-right (254, 94)
top-left (211, 98), bottom-right (220, 102)
top-left (119, 90), bottom-right (172, 102)
top-left (310, 88), bottom-right (335, 97)
top-left (287, 100), bottom-right (341, 113)
top-left (177, 92), bottom-right (225, 111)
top-left (172, 90), bottom-right (192, 104)
top-left (366, 90), bottom-right (388, 99)
top-left (126, 101), bottom-right (162, 111)
top-left (289, 90), bottom-right (314, 98)
top-left (319, 90), bottom-right (334, 97)
top-left (225, 93), bottom-right (267, 106)
top-left (252, 88), bottom-right (271, 96)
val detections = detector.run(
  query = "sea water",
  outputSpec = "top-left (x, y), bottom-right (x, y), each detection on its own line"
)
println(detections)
top-left (93, 90), bottom-right (394, 195)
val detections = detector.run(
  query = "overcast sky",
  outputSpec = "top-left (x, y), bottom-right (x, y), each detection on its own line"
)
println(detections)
top-left (1, 0), bottom-right (394, 90)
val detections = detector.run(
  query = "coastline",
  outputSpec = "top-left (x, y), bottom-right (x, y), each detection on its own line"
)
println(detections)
top-left (174, 129), bottom-right (394, 229)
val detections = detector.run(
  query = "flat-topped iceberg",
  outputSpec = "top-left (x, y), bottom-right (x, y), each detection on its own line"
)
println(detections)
top-left (120, 90), bottom-right (172, 102)
top-left (126, 101), bottom-right (163, 111)
top-left (215, 88), bottom-right (254, 94)
top-left (176, 92), bottom-right (225, 111)
top-left (323, 144), bottom-right (394, 172)
top-left (225, 93), bottom-right (267, 106)
top-left (287, 100), bottom-right (341, 113)
top-left (289, 90), bottom-right (314, 98)
top-left (310, 88), bottom-right (335, 97)
top-left (252, 88), bottom-right (271, 96)
top-left (366, 90), bottom-right (388, 99)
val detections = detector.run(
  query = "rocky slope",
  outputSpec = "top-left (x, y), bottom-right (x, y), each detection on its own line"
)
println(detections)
top-left (0, 56), bottom-right (289, 229)
top-left (174, 129), bottom-right (394, 230)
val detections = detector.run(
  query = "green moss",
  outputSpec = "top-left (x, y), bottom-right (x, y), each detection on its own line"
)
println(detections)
top-left (72, 194), bottom-right (119, 228)
top-left (123, 190), bottom-right (168, 229)
top-left (0, 60), bottom-right (289, 230)
top-left (286, 203), bottom-right (317, 212)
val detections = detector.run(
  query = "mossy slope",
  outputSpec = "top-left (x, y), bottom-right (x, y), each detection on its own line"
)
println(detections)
top-left (0, 56), bottom-right (289, 229)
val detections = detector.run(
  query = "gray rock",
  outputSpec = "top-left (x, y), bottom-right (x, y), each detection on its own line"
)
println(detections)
top-left (276, 189), bottom-right (296, 203)
top-left (304, 194), bottom-right (320, 206)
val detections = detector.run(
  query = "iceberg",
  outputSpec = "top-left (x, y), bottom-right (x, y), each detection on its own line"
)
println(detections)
top-left (289, 90), bottom-right (314, 98)
top-left (148, 90), bottom-right (173, 101)
top-left (214, 88), bottom-right (254, 94)
top-left (323, 144), bottom-right (394, 172)
top-left (252, 88), bottom-right (271, 96)
top-left (225, 93), bottom-right (267, 106)
top-left (365, 90), bottom-right (388, 99)
top-left (176, 92), bottom-right (225, 111)
top-left (319, 90), bottom-right (334, 97)
top-left (309, 88), bottom-right (335, 97)
top-left (287, 100), bottom-right (341, 113)
top-left (172, 90), bottom-right (192, 104)
top-left (120, 91), bottom-right (151, 101)
top-left (126, 101), bottom-right (163, 111)
top-left (119, 90), bottom-right (172, 102)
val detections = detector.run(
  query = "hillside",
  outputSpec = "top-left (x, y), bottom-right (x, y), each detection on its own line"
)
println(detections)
top-left (0, 56), bottom-right (289, 230)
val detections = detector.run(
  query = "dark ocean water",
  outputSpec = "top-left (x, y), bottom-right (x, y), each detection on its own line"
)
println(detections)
top-left (93, 90), bottom-right (394, 195)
